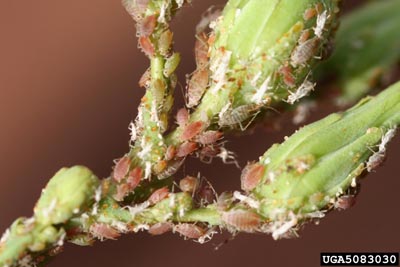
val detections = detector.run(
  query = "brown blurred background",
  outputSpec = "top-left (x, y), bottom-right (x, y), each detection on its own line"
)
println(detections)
top-left (0, 1), bottom-right (399, 266)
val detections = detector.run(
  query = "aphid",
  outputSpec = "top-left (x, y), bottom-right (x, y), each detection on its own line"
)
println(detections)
top-left (138, 68), bottom-right (151, 88)
top-left (157, 159), bottom-right (184, 179)
top-left (197, 130), bottom-right (223, 145)
top-left (164, 145), bottom-right (177, 161)
top-left (153, 78), bottom-right (166, 104)
top-left (299, 29), bottom-right (311, 44)
top-left (286, 79), bottom-right (315, 104)
top-left (366, 152), bottom-right (386, 172)
top-left (138, 15), bottom-right (156, 37)
top-left (122, 0), bottom-right (149, 21)
top-left (290, 37), bottom-right (320, 67)
top-left (148, 222), bottom-right (173, 235)
top-left (90, 223), bottom-right (120, 241)
top-left (139, 36), bottom-right (155, 57)
top-left (196, 178), bottom-right (217, 205)
top-left (174, 223), bottom-right (206, 239)
top-left (334, 195), bottom-right (356, 210)
top-left (186, 69), bottom-right (209, 108)
top-left (180, 121), bottom-right (204, 141)
top-left (153, 160), bottom-right (167, 174)
top-left (127, 167), bottom-right (142, 190)
top-left (179, 175), bottom-right (198, 194)
top-left (113, 156), bottom-right (131, 183)
top-left (194, 32), bottom-right (209, 68)
top-left (113, 184), bottom-right (130, 201)
top-left (176, 108), bottom-right (189, 126)
top-left (163, 53), bottom-right (181, 78)
top-left (279, 65), bottom-right (296, 88)
top-left (241, 162), bottom-right (265, 192)
top-left (148, 187), bottom-right (169, 205)
top-left (158, 30), bottom-right (173, 56)
top-left (198, 145), bottom-right (221, 163)
top-left (314, 10), bottom-right (328, 38)
top-left (218, 103), bottom-right (261, 131)
top-left (221, 210), bottom-right (261, 233)
top-left (176, 141), bottom-right (198, 157)
top-left (303, 7), bottom-right (317, 20)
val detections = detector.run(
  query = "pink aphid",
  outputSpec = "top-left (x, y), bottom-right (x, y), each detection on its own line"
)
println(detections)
top-left (113, 156), bottom-right (131, 183)
top-left (187, 69), bottom-right (209, 108)
top-left (279, 65), bottom-right (296, 88)
top-left (176, 142), bottom-right (198, 158)
top-left (148, 222), bottom-right (173, 235)
top-left (197, 130), bottom-right (223, 145)
top-left (165, 145), bottom-right (177, 161)
top-left (194, 32), bottom-right (209, 68)
top-left (138, 15), bottom-right (156, 37)
top-left (241, 162), bottom-right (265, 192)
top-left (139, 36), bottom-right (155, 57)
top-left (198, 145), bottom-right (221, 163)
top-left (179, 175), bottom-right (198, 193)
top-left (90, 223), bottom-right (120, 241)
top-left (221, 210), bottom-right (261, 233)
top-left (114, 184), bottom-right (130, 202)
top-left (334, 195), bottom-right (356, 210)
top-left (174, 223), bottom-right (206, 239)
top-left (127, 167), bottom-right (142, 190)
top-left (181, 121), bottom-right (204, 141)
top-left (176, 108), bottom-right (189, 126)
top-left (139, 68), bottom-right (151, 88)
top-left (196, 179), bottom-right (216, 205)
top-left (123, 0), bottom-right (149, 21)
top-left (303, 7), bottom-right (317, 20)
top-left (148, 187), bottom-right (170, 205)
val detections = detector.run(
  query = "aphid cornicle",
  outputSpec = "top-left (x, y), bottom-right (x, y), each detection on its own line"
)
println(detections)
top-left (113, 156), bottom-right (131, 183)
top-left (221, 210), bottom-right (261, 233)
top-left (241, 162), bottom-right (265, 192)
top-left (90, 223), bottom-right (120, 241)
top-left (174, 223), bottom-right (206, 239)
top-left (148, 222), bottom-right (173, 235)
top-left (180, 121), bottom-right (204, 141)
top-left (290, 37), bottom-right (320, 67)
top-left (186, 68), bottom-right (209, 108)
top-left (148, 187), bottom-right (169, 205)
